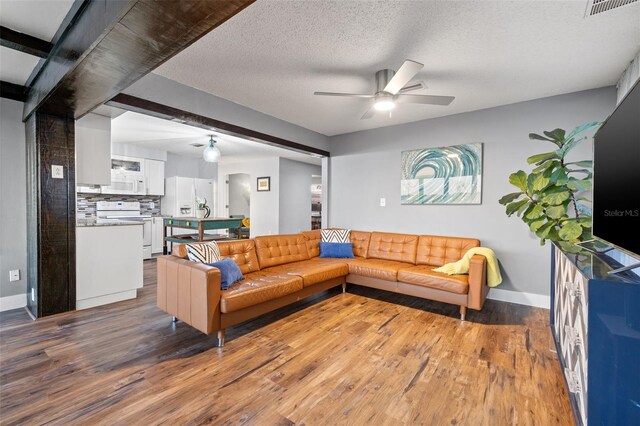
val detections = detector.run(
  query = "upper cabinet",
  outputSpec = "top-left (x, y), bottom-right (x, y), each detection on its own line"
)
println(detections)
top-left (76, 114), bottom-right (111, 186)
top-left (145, 159), bottom-right (165, 195)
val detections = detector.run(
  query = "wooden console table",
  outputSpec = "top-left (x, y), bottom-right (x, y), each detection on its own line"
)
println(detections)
top-left (163, 217), bottom-right (245, 254)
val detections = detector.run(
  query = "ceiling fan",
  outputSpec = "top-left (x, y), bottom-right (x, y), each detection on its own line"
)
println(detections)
top-left (314, 60), bottom-right (455, 119)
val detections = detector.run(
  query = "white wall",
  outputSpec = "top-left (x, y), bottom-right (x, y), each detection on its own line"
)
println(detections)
top-left (0, 99), bottom-right (27, 300)
top-left (123, 73), bottom-right (330, 153)
top-left (279, 159), bottom-right (321, 234)
top-left (217, 158), bottom-right (280, 237)
top-left (328, 87), bottom-right (617, 297)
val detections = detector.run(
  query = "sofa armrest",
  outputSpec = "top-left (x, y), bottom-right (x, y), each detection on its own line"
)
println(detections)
top-left (157, 256), bottom-right (221, 335)
top-left (467, 254), bottom-right (489, 310)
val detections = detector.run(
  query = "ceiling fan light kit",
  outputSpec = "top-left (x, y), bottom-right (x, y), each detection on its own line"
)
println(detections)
top-left (314, 59), bottom-right (455, 119)
top-left (203, 135), bottom-right (221, 162)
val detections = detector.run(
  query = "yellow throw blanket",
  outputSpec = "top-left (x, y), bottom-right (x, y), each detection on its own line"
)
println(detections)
top-left (433, 247), bottom-right (502, 287)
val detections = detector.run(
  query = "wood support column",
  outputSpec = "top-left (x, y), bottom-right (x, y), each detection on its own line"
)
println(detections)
top-left (26, 113), bottom-right (76, 317)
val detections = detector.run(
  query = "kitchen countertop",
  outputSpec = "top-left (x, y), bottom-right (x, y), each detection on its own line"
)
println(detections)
top-left (76, 218), bottom-right (144, 227)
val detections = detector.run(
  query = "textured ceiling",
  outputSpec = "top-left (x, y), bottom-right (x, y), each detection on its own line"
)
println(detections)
top-left (155, 0), bottom-right (640, 136)
top-left (111, 111), bottom-right (321, 166)
top-left (0, 0), bottom-right (75, 85)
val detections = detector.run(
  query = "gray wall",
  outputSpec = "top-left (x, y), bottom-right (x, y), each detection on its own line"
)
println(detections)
top-left (228, 173), bottom-right (250, 217)
top-left (165, 153), bottom-right (218, 180)
top-left (279, 159), bottom-right (322, 234)
top-left (328, 87), bottom-right (617, 296)
top-left (124, 73), bottom-right (330, 152)
top-left (0, 99), bottom-right (27, 298)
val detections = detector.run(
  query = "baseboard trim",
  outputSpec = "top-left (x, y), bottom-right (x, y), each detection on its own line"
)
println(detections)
top-left (487, 288), bottom-right (550, 309)
top-left (0, 293), bottom-right (27, 312)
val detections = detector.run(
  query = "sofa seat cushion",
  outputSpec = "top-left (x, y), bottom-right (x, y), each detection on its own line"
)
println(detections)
top-left (347, 258), bottom-right (413, 281)
top-left (397, 265), bottom-right (469, 294)
top-left (263, 260), bottom-right (349, 287)
top-left (220, 272), bottom-right (303, 313)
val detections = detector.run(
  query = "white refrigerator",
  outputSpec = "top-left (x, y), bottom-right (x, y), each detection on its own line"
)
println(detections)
top-left (162, 177), bottom-right (215, 218)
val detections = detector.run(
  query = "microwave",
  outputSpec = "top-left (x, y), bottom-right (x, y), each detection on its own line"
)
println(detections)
top-left (102, 174), bottom-right (146, 195)
top-left (111, 155), bottom-right (145, 175)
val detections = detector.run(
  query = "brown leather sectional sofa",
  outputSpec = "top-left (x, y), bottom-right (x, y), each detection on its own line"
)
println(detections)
top-left (157, 230), bottom-right (489, 346)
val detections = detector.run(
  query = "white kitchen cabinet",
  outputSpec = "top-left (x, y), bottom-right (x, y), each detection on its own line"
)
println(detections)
top-left (76, 114), bottom-right (111, 186)
top-left (151, 217), bottom-right (165, 254)
top-left (145, 159), bottom-right (165, 195)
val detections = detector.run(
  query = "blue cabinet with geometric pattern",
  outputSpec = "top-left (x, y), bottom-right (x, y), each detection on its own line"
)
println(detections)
top-left (551, 244), bottom-right (640, 426)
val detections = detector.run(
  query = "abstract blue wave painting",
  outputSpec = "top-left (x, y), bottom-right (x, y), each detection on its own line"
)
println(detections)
top-left (401, 143), bottom-right (482, 204)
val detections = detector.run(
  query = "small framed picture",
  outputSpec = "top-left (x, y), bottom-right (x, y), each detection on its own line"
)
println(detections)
top-left (257, 176), bottom-right (271, 192)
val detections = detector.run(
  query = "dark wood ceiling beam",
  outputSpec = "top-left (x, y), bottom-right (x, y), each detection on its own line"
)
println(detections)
top-left (23, 0), bottom-right (255, 121)
top-left (0, 81), bottom-right (27, 102)
top-left (0, 26), bottom-right (53, 59)
top-left (108, 93), bottom-right (331, 158)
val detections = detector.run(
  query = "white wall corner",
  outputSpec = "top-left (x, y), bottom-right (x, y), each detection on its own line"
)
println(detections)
top-left (0, 293), bottom-right (27, 312)
top-left (487, 288), bottom-right (550, 309)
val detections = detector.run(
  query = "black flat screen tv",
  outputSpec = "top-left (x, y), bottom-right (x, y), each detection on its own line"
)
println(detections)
top-left (592, 78), bottom-right (640, 257)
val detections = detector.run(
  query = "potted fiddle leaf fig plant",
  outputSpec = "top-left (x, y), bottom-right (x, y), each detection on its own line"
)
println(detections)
top-left (498, 122), bottom-right (600, 252)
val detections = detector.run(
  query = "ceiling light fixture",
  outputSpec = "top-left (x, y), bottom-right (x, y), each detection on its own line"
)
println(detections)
top-left (373, 93), bottom-right (396, 111)
top-left (203, 135), bottom-right (221, 163)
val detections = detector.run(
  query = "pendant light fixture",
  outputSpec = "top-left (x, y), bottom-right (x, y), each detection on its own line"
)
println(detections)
top-left (203, 135), bottom-right (221, 163)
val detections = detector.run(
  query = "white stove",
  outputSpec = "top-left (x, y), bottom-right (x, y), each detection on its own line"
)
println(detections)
top-left (96, 202), bottom-right (152, 259)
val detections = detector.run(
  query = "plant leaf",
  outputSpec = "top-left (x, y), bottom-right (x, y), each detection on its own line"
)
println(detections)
top-left (527, 173), bottom-right (550, 192)
top-left (527, 151), bottom-right (558, 165)
top-left (516, 201), bottom-right (531, 217)
top-left (525, 204), bottom-right (544, 220)
top-left (558, 221), bottom-right (583, 241)
top-left (541, 188), bottom-right (571, 205)
top-left (536, 221), bottom-right (556, 239)
top-left (564, 122), bottom-right (601, 142)
top-left (529, 219), bottom-right (546, 232)
top-left (565, 160), bottom-right (593, 168)
top-left (567, 178), bottom-right (591, 191)
top-left (529, 133), bottom-right (555, 142)
top-left (498, 192), bottom-right (524, 205)
top-left (506, 199), bottom-right (529, 216)
top-left (548, 167), bottom-right (569, 185)
top-left (543, 129), bottom-right (566, 143)
top-left (546, 205), bottom-right (566, 219)
top-left (533, 159), bottom-right (560, 174)
top-left (509, 171), bottom-right (528, 192)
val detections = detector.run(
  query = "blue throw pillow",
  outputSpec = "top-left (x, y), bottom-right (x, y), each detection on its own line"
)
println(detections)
top-left (319, 242), bottom-right (354, 258)
top-left (208, 258), bottom-right (244, 290)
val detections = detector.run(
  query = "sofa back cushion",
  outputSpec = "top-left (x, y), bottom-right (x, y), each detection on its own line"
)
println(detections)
top-left (350, 231), bottom-right (372, 258)
top-left (302, 230), bottom-right (321, 257)
top-left (367, 232), bottom-right (418, 263)
top-left (217, 239), bottom-right (261, 274)
top-left (416, 235), bottom-right (480, 266)
top-left (255, 234), bottom-right (310, 268)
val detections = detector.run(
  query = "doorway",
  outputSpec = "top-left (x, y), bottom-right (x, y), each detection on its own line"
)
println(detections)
top-left (227, 173), bottom-right (250, 238)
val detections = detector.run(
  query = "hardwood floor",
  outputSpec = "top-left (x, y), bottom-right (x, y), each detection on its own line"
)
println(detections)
top-left (0, 259), bottom-right (572, 425)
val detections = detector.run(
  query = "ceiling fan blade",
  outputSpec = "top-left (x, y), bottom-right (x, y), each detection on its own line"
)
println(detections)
top-left (361, 104), bottom-right (376, 120)
top-left (395, 94), bottom-right (455, 106)
top-left (383, 60), bottom-right (424, 95)
top-left (314, 91), bottom-right (374, 98)
top-left (398, 81), bottom-right (425, 93)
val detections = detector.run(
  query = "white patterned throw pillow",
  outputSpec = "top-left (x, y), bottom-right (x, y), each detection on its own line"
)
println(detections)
top-left (321, 228), bottom-right (351, 243)
top-left (186, 241), bottom-right (221, 264)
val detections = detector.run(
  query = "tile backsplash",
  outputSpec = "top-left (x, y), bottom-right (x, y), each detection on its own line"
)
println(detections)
top-left (77, 193), bottom-right (161, 218)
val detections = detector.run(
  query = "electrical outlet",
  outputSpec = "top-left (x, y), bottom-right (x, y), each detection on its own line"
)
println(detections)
top-left (9, 269), bottom-right (20, 282)
top-left (380, 198), bottom-right (386, 207)
top-left (52, 165), bottom-right (64, 179)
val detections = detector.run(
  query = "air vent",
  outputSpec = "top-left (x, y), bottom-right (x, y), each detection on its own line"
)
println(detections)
top-left (585, 0), bottom-right (637, 17)
top-left (190, 143), bottom-right (205, 148)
